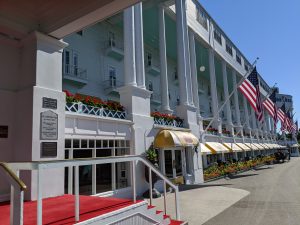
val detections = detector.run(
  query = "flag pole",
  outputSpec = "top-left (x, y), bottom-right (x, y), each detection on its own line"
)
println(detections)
top-left (202, 57), bottom-right (259, 136)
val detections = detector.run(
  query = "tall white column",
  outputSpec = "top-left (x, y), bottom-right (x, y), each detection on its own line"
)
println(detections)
top-left (134, 3), bottom-right (145, 89)
top-left (222, 61), bottom-right (233, 134)
top-left (243, 96), bottom-right (251, 135)
top-left (123, 7), bottom-right (137, 86)
top-left (175, 0), bottom-right (189, 106)
top-left (158, 5), bottom-right (172, 113)
top-left (265, 112), bottom-right (271, 138)
top-left (208, 48), bottom-right (221, 132)
top-left (270, 116), bottom-right (275, 138)
top-left (189, 30), bottom-right (200, 116)
top-left (232, 70), bottom-right (242, 135)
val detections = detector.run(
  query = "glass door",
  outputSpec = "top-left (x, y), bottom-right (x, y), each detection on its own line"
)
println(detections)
top-left (164, 149), bottom-right (183, 179)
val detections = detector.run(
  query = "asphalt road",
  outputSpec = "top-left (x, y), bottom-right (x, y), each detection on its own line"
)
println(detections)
top-left (203, 157), bottom-right (300, 225)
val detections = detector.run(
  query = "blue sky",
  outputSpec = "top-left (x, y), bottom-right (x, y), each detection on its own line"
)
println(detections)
top-left (199, 0), bottom-right (300, 122)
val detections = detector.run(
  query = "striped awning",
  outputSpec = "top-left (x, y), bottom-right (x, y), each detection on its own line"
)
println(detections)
top-left (205, 142), bottom-right (230, 154)
top-left (223, 143), bottom-right (243, 152)
top-left (154, 130), bottom-right (199, 148)
top-left (245, 143), bottom-right (260, 150)
top-left (200, 143), bottom-right (213, 154)
top-left (235, 143), bottom-right (252, 151)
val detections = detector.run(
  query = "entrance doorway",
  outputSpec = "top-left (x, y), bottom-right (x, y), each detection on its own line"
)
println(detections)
top-left (164, 149), bottom-right (185, 179)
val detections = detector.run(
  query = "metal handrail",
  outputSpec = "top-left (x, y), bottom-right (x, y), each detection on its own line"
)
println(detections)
top-left (8, 155), bottom-right (181, 224)
top-left (0, 162), bottom-right (26, 191)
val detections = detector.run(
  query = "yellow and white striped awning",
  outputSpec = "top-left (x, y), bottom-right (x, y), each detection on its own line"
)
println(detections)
top-left (200, 143), bottom-right (213, 154)
top-left (260, 143), bottom-right (270, 149)
top-left (235, 143), bottom-right (252, 151)
top-left (223, 143), bottom-right (243, 152)
top-left (205, 142), bottom-right (230, 154)
top-left (154, 130), bottom-right (199, 148)
top-left (255, 143), bottom-right (266, 150)
top-left (291, 143), bottom-right (300, 148)
top-left (245, 143), bottom-right (260, 150)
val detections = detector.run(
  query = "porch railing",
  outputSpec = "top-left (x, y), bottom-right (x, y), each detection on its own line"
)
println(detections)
top-left (153, 117), bottom-right (183, 128)
top-left (66, 102), bottom-right (126, 119)
top-left (6, 155), bottom-right (181, 225)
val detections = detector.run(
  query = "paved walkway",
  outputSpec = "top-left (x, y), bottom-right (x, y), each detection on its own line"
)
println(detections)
top-left (150, 157), bottom-right (300, 225)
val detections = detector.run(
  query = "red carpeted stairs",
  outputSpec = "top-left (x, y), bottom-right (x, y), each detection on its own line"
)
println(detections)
top-left (0, 195), bottom-right (185, 225)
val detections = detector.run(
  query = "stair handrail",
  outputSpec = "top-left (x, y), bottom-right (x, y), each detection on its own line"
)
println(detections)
top-left (7, 155), bottom-right (181, 224)
top-left (0, 162), bottom-right (27, 191)
top-left (1, 162), bottom-right (26, 225)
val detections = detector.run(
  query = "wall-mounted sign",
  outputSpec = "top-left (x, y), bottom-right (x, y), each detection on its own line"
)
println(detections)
top-left (42, 97), bottom-right (57, 110)
top-left (0, 126), bottom-right (8, 138)
top-left (40, 110), bottom-right (58, 140)
top-left (41, 142), bottom-right (57, 158)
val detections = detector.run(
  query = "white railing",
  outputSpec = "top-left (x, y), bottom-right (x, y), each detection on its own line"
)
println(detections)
top-left (0, 162), bottom-right (27, 225)
top-left (66, 102), bottom-right (126, 119)
top-left (153, 117), bottom-right (183, 128)
top-left (63, 64), bottom-right (87, 80)
top-left (7, 155), bottom-right (181, 225)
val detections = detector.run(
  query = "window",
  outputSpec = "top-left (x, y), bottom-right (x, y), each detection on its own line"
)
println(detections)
top-left (196, 7), bottom-right (208, 30)
top-left (147, 52), bottom-right (152, 66)
top-left (109, 31), bottom-right (115, 47)
top-left (214, 29), bottom-right (222, 45)
top-left (63, 50), bottom-right (70, 74)
top-left (109, 66), bottom-right (116, 87)
top-left (207, 85), bottom-right (211, 96)
top-left (244, 64), bottom-right (249, 71)
top-left (148, 81), bottom-right (153, 91)
top-left (176, 96), bottom-right (180, 105)
top-left (226, 42), bottom-right (233, 56)
top-left (73, 52), bottom-right (79, 75)
top-left (236, 53), bottom-right (241, 64)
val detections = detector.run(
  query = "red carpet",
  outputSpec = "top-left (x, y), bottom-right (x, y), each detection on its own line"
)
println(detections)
top-left (0, 195), bottom-right (141, 225)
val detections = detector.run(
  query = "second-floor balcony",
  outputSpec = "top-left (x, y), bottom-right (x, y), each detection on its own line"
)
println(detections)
top-left (103, 79), bottom-right (124, 96)
top-left (63, 64), bottom-right (88, 85)
top-left (105, 39), bottom-right (124, 61)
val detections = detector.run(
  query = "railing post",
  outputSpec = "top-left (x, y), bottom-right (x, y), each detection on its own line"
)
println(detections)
top-left (163, 180), bottom-right (167, 215)
top-left (92, 147), bottom-right (97, 195)
top-left (10, 170), bottom-right (24, 225)
top-left (175, 186), bottom-right (181, 220)
top-left (149, 167), bottom-right (153, 206)
top-left (68, 149), bottom-right (73, 194)
top-left (75, 165), bottom-right (80, 221)
top-left (37, 167), bottom-right (43, 225)
top-left (131, 160), bottom-right (136, 203)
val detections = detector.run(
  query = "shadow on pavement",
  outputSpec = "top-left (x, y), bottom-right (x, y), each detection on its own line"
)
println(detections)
top-left (253, 166), bottom-right (273, 171)
top-left (179, 183), bottom-right (232, 192)
top-left (227, 173), bottom-right (258, 179)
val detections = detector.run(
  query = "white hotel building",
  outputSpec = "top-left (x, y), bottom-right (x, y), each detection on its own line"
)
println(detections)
top-left (0, 0), bottom-right (297, 223)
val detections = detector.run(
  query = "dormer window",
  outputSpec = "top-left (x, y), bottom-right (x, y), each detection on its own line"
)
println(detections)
top-left (109, 66), bottom-right (116, 87)
top-left (226, 42), bottom-right (233, 56)
top-left (214, 28), bottom-right (222, 45)
top-left (236, 53), bottom-right (241, 64)
top-left (196, 7), bottom-right (208, 30)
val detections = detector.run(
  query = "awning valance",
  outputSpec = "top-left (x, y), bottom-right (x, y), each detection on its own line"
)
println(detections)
top-left (154, 130), bottom-right (199, 148)
top-left (205, 142), bottom-right (230, 154)
top-left (223, 143), bottom-right (243, 152)
top-left (291, 143), bottom-right (299, 148)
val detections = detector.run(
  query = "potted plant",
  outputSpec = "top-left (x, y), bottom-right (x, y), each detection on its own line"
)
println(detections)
top-left (143, 145), bottom-right (161, 198)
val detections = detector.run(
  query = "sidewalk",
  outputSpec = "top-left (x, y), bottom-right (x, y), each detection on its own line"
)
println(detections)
top-left (148, 184), bottom-right (249, 225)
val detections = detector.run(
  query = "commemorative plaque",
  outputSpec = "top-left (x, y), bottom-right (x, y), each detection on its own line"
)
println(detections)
top-left (42, 97), bottom-right (57, 110)
top-left (41, 142), bottom-right (57, 158)
top-left (40, 110), bottom-right (58, 140)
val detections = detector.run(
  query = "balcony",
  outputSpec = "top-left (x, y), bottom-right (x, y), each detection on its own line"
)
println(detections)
top-left (66, 102), bottom-right (126, 120)
top-left (105, 39), bottom-right (124, 61)
top-left (151, 112), bottom-right (184, 128)
top-left (103, 79), bottom-right (123, 96)
top-left (150, 93), bottom-right (161, 105)
top-left (63, 64), bottom-right (88, 85)
top-left (146, 61), bottom-right (160, 76)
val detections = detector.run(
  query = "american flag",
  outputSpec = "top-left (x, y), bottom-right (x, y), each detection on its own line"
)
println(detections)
top-left (239, 67), bottom-right (264, 123)
top-left (279, 103), bottom-right (287, 131)
top-left (262, 90), bottom-right (278, 128)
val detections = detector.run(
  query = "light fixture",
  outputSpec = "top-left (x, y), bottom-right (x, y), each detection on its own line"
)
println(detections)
top-left (199, 66), bottom-right (205, 72)
top-left (199, 49), bottom-right (205, 72)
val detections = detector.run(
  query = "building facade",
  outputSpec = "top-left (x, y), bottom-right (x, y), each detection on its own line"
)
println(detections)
top-left (0, 0), bottom-right (297, 202)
